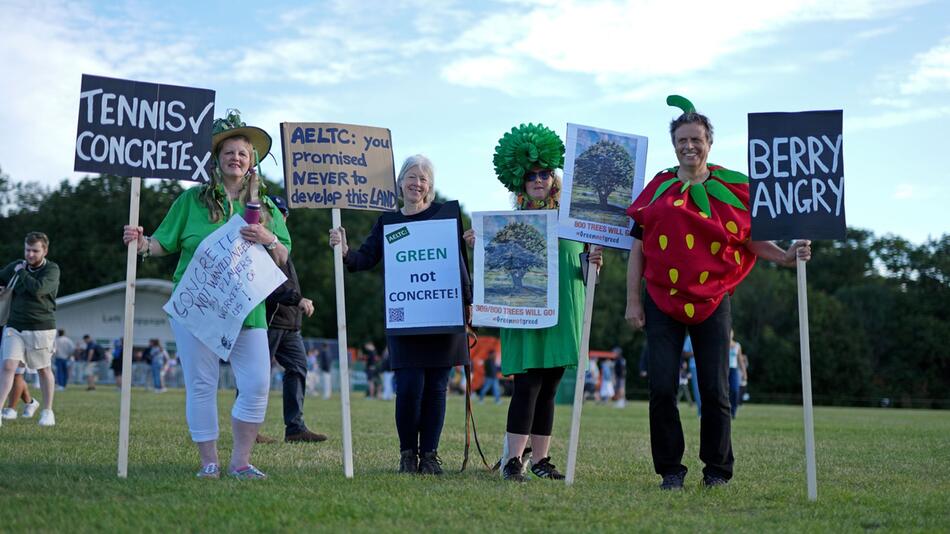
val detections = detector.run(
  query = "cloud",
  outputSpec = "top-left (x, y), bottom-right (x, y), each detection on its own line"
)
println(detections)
top-left (899, 37), bottom-right (950, 95)
top-left (0, 0), bottom-right (209, 186)
top-left (847, 106), bottom-right (950, 132)
top-left (894, 184), bottom-right (915, 200)
top-left (440, 0), bottom-right (928, 95)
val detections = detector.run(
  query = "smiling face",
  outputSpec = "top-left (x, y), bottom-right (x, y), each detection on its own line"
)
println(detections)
top-left (24, 240), bottom-right (48, 268)
top-left (524, 167), bottom-right (554, 201)
top-left (673, 122), bottom-right (711, 172)
top-left (217, 137), bottom-right (253, 181)
top-left (401, 165), bottom-right (431, 206)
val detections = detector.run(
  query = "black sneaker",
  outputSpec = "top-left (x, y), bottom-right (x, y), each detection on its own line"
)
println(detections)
top-left (703, 474), bottom-right (729, 488)
top-left (660, 470), bottom-right (687, 490)
top-left (502, 457), bottom-right (527, 482)
top-left (418, 451), bottom-right (443, 475)
top-left (399, 449), bottom-right (418, 474)
top-left (530, 457), bottom-right (565, 480)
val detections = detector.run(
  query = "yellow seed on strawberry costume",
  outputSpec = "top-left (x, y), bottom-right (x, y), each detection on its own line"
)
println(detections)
top-left (659, 235), bottom-right (668, 250)
top-left (684, 303), bottom-right (695, 318)
top-left (670, 288), bottom-right (678, 296)
top-left (710, 241), bottom-right (721, 254)
top-left (669, 268), bottom-right (679, 284)
top-left (673, 199), bottom-right (685, 207)
top-left (699, 212), bottom-right (709, 218)
top-left (726, 221), bottom-right (738, 234)
top-left (685, 234), bottom-right (694, 249)
top-left (734, 251), bottom-right (741, 264)
top-left (699, 271), bottom-right (709, 284)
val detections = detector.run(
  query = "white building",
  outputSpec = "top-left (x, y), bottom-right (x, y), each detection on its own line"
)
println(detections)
top-left (55, 278), bottom-right (175, 352)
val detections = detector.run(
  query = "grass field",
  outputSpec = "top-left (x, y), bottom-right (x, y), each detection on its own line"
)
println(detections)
top-left (1, 389), bottom-right (948, 532)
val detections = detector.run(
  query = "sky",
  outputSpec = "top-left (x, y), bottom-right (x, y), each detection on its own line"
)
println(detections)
top-left (2, 0), bottom-right (949, 243)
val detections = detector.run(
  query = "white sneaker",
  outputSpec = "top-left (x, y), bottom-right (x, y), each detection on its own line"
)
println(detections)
top-left (38, 409), bottom-right (55, 427)
top-left (22, 398), bottom-right (40, 418)
top-left (1, 408), bottom-right (17, 420)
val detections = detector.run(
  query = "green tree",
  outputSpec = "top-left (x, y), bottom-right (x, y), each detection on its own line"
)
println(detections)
top-left (485, 221), bottom-right (546, 291)
top-left (573, 140), bottom-right (635, 207)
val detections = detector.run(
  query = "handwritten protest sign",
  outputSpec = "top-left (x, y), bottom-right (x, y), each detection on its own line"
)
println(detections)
top-left (163, 216), bottom-right (287, 359)
top-left (74, 74), bottom-right (215, 182)
top-left (472, 210), bottom-right (558, 329)
top-left (748, 111), bottom-right (845, 240)
top-left (383, 218), bottom-right (464, 335)
top-left (280, 122), bottom-right (397, 211)
top-left (559, 123), bottom-right (648, 250)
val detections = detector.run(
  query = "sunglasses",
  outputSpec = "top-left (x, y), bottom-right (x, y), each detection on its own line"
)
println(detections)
top-left (524, 169), bottom-right (554, 182)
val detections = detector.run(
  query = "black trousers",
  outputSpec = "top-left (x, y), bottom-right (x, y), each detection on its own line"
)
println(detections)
top-left (394, 367), bottom-right (451, 454)
top-left (267, 328), bottom-right (310, 436)
top-left (645, 292), bottom-right (734, 479)
top-left (506, 367), bottom-right (565, 435)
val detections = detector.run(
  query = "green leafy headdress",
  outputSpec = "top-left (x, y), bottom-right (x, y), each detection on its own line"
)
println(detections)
top-left (492, 123), bottom-right (565, 193)
top-left (211, 109), bottom-right (272, 166)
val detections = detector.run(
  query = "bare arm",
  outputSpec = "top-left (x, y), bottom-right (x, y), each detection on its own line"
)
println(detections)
top-left (123, 226), bottom-right (170, 258)
top-left (625, 239), bottom-right (645, 329)
top-left (746, 239), bottom-right (812, 267)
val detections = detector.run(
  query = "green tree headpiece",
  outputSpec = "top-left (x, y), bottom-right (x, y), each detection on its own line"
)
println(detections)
top-left (493, 123), bottom-right (565, 192)
top-left (210, 109), bottom-right (272, 164)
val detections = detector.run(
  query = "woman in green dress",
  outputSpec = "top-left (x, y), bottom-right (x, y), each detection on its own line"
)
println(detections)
top-left (465, 124), bottom-right (602, 482)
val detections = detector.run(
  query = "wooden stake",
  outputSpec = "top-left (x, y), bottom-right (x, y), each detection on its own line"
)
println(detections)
top-left (332, 208), bottom-right (355, 478)
top-left (565, 261), bottom-right (598, 485)
top-left (796, 257), bottom-right (818, 501)
top-left (117, 177), bottom-right (141, 478)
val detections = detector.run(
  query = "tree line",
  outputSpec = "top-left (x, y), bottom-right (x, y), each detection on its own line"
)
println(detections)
top-left (2, 170), bottom-right (947, 408)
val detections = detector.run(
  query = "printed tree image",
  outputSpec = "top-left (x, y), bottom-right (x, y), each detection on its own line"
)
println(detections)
top-left (486, 221), bottom-right (546, 292)
top-left (574, 139), bottom-right (635, 207)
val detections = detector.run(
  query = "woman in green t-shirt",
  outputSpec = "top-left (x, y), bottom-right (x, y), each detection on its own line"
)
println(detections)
top-left (122, 111), bottom-right (290, 481)
top-left (465, 124), bottom-right (602, 482)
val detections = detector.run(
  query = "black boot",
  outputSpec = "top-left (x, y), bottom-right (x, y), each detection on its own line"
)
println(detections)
top-left (399, 449), bottom-right (418, 474)
top-left (418, 451), bottom-right (443, 475)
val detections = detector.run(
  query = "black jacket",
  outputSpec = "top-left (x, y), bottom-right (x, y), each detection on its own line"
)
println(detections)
top-left (266, 257), bottom-right (303, 331)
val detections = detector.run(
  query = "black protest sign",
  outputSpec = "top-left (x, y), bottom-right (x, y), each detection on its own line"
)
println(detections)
top-left (748, 111), bottom-right (845, 240)
top-left (74, 74), bottom-right (215, 182)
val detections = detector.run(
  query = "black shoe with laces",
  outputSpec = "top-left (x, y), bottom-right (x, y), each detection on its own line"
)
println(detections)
top-left (703, 474), bottom-right (729, 488)
top-left (502, 457), bottom-right (527, 482)
top-left (399, 449), bottom-right (418, 474)
top-left (530, 457), bottom-right (565, 480)
top-left (660, 470), bottom-right (687, 490)
top-left (418, 451), bottom-right (443, 475)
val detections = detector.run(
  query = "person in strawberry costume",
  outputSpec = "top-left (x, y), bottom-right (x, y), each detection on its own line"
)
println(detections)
top-left (625, 96), bottom-right (812, 490)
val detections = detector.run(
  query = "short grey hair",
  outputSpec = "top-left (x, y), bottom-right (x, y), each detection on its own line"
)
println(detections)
top-left (396, 154), bottom-right (436, 204)
top-left (669, 112), bottom-right (714, 145)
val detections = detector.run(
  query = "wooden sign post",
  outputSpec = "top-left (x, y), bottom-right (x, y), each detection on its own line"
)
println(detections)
top-left (748, 109), bottom-right (845, 501)
top-left (74, 74), bottom-right (215, 478)
top-left (280, 122), bottom-right (398, 478)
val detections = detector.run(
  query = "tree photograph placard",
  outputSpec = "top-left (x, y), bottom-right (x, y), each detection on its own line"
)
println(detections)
top-left (559, 123), bottom-right (648, 249)
top-left (472, 210), bottom-right (558, 329)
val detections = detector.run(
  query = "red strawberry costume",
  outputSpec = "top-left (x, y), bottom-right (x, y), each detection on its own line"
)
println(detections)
top-left (626, 163), bottom-right (755, 324)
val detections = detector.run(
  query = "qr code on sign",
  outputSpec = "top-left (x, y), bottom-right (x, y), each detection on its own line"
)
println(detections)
top-left (388, 307), bottom-right (405, 323)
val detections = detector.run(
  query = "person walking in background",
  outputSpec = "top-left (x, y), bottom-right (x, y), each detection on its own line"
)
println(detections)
top-left (363, 342), bottom-right (379, 399)
top-left (613, 346), bottom-right (627, 408)
top-left (739, 351), bottom-right (750, 403)
top-left (0, 232), bottom-right (60, 429)
top-left (318, 344), bottom-right (333, 400)
top-left (683, 335), bottom-right (701, 417)
top-left (728, 330), bottom-right (743, 419)
top-left (53, 329), bottom-right (74, 391)
top-left (599, 358), bottom-right (615, 404)
top-left (676, 359), bottom-right (693, 406)
top-left (479, 350), bottom-right (501, 404)
top-left (2, 363), bottom-right (40, 421)
top-left (82, 335), bottom-right (106, 391)
top-left (148, 339), bottom-right (169, 393)
top-left (263, 194), bottom-right (327, 443)
top-left (380, 348), bottom-right (394, 401)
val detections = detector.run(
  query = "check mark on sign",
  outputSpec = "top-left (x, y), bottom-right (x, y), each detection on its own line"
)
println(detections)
top-left (189, 102), bottom-right (215, 134)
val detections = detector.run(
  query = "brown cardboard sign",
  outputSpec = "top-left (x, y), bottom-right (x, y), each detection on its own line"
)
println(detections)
top-left (280, 122), bottom-right (397, 211)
